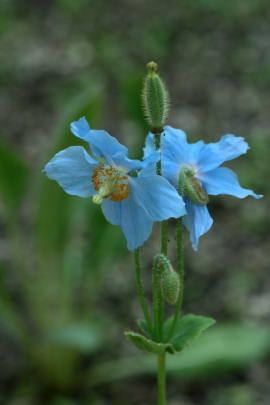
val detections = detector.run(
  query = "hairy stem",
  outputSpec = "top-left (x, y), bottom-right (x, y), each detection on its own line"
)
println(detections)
top-left (134, 248), bottom-right (154, 335)
top-left (158, 353), bottom-right (166, 405)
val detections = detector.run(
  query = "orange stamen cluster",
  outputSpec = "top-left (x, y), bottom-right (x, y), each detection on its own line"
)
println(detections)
top-left (92, 163), bottom-right (130, 202)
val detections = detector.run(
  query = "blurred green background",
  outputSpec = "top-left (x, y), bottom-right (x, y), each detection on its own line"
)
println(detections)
top-left (0, 0), bottom-right (270, 404)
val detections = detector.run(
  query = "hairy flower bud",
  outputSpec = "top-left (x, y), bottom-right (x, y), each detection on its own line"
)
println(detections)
top-left (161, 271), bottom-right (180, 305)
top-left (179, 165), bottom-right (209, 205)
top-left (141, 61), bottom-right (170, 131)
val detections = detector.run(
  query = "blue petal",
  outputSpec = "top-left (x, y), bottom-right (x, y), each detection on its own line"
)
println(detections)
top-left (108, 151), bottom-right (147, 173)
top-left (197, 167), bottom-right (263, 199)
top-left (43, 146), bottom-right (96, 198)
top-left (70, 117), bottom-right (91, 140)
top-left (71, 117), bottom-right (128, 159)
top-left (141, 150), bottom-right (161, 167)
top-left (182, 198), bottom-right (213, 251)
top-left (138, 164), bottom-right (156, 178)
top-left (162, 126), bottom-right (190, 164)
top-left (119, 195), bottom-right (153, 251)
top-left (140, 160), bottom-right (181, 189)
top-left (128, 176), bottom-right (187, 221)
top-left (88, 129), bottom-right (128, 159)
top-left (162, 161), bottom-right (182, 188)
top-left (101, 199), bottom-right (121, 226)
top-left (143, 132), bottom-right (155, 158)
top-left (195, 135), bottom-right (250, 173)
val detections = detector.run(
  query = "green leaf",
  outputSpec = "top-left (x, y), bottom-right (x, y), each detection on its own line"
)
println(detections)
top-left (165, 314), bottom-right (215, 352)
top-left (125, 331), bottom-right (174, 355)
top-left (137, 319), bottom-right (153, 339)
top-left (47, 323), bottom-right (101, 354)
top-left (88, 324), bottom-right (270, 386)
top-left (0, 135), bottom-right (29, 213)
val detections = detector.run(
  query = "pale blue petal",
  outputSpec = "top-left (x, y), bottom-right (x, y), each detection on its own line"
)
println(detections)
top-left (182, 198), bottom-right (213, 251)
top-left (143, 127), bottom-right (189, 165)
top-left (197, 167), bottom-right (263, 199)
top-left (195, 135), bottom-right (250, 173)
top-left (210, 135), bottom-right (249, 161)
top-left (87, 130), bottom-right (128, 159)
top-left (43, 146), bottom-right (96, 197)
top-left (162, 161), bottom-right (182, 188)
top-left (162, 126), bottom-right (190, 164)
top-left (138, 164), bottom-right (156, 178)
top-left (140, 160), bottom-right (181, 189)
top-left (141, 150), bottom-right (161, 167)
top-left (70, 117), bottom-right (91, 140)
top-left (143, 132), bottom-right (155, 158)
top-left (128, 176), bottom-right (187, 221)
top-left (120, 195), bottom-right (153, 251)
top-left (101, 199), bottom-right (121, 226)
top-left (109, 152), bottom-right (146, 173)
top-left (71, 117), bottom-right (128, 159)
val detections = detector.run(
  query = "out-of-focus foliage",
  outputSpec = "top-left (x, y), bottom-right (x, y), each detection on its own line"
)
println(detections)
top-left (1, 0), bottom-right (270, 404)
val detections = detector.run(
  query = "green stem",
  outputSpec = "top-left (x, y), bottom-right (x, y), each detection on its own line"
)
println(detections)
top-left (153, 129), bottom-right (167, 403)
top-left (153, 254), bottom-right (172, 341)
top-left (158, 353), bottom-right (166, 405)
top-left (166, 167), bottom-right (185, 342)
top-left (152, 258), bottom-right (160, 340)
top-left (134, 248), bottom-right (154, 335)
top-left (161, 220), bottom-right (167, 256)
top-left (153, 131), bottom-right (167, 342)
top-left (166, 218), bottom-right (184, 341)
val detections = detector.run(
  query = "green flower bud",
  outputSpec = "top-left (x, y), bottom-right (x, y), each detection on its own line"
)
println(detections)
top-left (179, 165), bottom-right (209, 205)
top-left (161, 271), bottom-right (180, 305)
top-left (142, 61), bottom-right (170, 131)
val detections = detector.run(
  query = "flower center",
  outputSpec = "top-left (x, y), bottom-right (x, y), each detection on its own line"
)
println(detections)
top-left (179, 165), bottom-right (209, 206)
top-left (92, 163), bottom-right (130, 204)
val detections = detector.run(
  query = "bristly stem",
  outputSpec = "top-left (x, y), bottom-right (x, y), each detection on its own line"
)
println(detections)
top-left (134, 248), bottom-right (154, 335)
top-left (166, 218), bottom-right (184, 341)
top-left (154, 131), bottom-right (167, 342)
top-left (152, 257), bottom-right (160, 340)
top-left (166, 170), bottom-right (185, 342)
top-left (158, 353), bottom-right (166, 405)
top-left (153, 129), bottom-right (167, 404)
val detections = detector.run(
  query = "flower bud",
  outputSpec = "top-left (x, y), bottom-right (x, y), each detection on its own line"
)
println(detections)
top-left (161, 271), bottom-right (180, 305)
top-left (184, 176), bottom-right (209, 205)
top-left (179, 165), bottom-right (209, 205)
top-left (141, 61), bottom-right (170, 131)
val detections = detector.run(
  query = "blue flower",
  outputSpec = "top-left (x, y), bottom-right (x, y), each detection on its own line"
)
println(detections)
top-left (43, 118), bottom-right (187, 251)
top-left (143, 126), bottom-right (263, 250)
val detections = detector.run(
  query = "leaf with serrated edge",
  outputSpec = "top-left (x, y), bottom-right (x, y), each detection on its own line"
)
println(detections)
top-left (125, 332), bottom-right (175, 355)
top-left (170, 315), bottom-right (215, 352)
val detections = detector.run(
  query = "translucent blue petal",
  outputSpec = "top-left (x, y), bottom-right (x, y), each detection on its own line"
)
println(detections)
top-left (108, 151), bottom-right (148, 173)
top-left (162, 161), bottom-right (181, 188)
top-left (101, 199), bottom-right (121, 226)
top-left (197, 167), bottom-right (263, 199)
top-left (162, 126), bottom-right (190, 164)
top-left (140, 159), bottom-right (181, 189)
top-left (120, 195), bottom-right (153, 251)
top-left (138, 164), bottom-right (156, 179)
top-left (43, 146), bottom-right (96, 198)
top-left (70, 117), bottom-right (91, 141)
top-left (88, 129), bottom-right (128, 159)
top-left (143, 127), bottom-right (189, 165)
top-left (143, 132), bottom-right (155, 158)
top-left (128, 176), bottom-right (187, 221)
top-left (182, 198), bottom-right (213, 251)
top-left (141, 150), bottom-right (161, 167)
top-left (195, 135), bottom-right (250, 173)
top-left (71, 117), bottom-right (128, 159)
